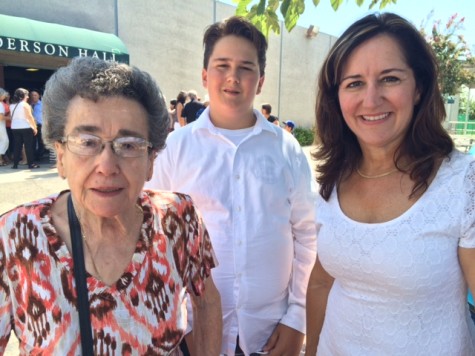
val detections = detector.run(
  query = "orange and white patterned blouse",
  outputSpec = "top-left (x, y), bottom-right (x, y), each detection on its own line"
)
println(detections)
top-left (0, 190), bottom-right (217, 355)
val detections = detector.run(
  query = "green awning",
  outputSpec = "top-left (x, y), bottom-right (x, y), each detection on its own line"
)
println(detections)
top-left (0, 14), bottom-right (129, 64)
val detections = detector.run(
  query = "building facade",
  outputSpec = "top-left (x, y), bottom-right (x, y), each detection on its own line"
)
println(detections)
top-left (0, 0), bottom-right (337, 127)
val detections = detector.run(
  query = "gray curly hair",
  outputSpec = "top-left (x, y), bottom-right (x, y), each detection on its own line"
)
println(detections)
top-left (42, 57), bottom-right (169, 152)
top-left (0, 88), bottom-right (8, 100)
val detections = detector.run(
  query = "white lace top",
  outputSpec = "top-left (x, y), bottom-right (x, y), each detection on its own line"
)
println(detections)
top-left (316, 150), bottom-right (475, 355)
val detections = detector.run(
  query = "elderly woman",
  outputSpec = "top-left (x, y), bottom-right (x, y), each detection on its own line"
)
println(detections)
top-left (0, 57), bottom-right (222, 355)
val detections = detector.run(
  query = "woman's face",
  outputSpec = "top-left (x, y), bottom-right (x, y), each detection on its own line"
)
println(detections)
top-left (56, 96), bottom-right (155, 219)
top-left (338, 34), bottom-right (420, 152)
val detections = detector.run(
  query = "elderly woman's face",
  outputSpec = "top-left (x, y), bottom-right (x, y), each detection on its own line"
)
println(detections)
top-left (56, 96), bottom-right (154, 218)
top-left (338, 34), bottom-right (420, 151)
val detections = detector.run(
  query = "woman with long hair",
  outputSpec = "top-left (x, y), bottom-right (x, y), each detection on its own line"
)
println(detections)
top-left (176, 90), bottom-right (187, 127)
top-left (306, 13), bottom-right (475, 355)
top-left (9, 88), bottom-right (39, 169)
top-left (0, 88), bottom-right (9, 166)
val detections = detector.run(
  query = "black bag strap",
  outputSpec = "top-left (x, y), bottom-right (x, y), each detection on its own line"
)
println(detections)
top-left (10, 104), bottom-right (18, 120)
top-left (67, 194), bottom-right (94, 356)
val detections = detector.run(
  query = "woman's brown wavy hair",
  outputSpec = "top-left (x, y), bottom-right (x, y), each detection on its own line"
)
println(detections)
top-left (313, 12), bottom-right (453, 201)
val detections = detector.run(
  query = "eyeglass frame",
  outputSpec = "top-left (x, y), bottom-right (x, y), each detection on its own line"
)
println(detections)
top-left (59, 133), bottom-right (154, 158)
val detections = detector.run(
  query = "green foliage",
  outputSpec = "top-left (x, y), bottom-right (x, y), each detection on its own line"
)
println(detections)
top-left (294, 126), bottom-right (315, 146)
top-left (459, 93), bottom-right (475, 120)
top-left (235, 0), bottom-right (282, 37)
top-left (421, 13), bottom-right (475, 96)
top-left (368, 0), bottom-right (397, 9)
top-left (234, 0), bottom-right (396, 36)
top-left (281, 0), bottom-right (305, 33)
top-left (331, 0), bottom-right (396, 11)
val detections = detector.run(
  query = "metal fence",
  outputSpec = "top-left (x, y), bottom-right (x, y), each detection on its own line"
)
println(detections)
top-left (446, 117), bottom-right (475, 136)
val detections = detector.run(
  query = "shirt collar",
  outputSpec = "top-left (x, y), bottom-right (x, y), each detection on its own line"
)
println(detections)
top-left (191, 107), bottom-right (279, 137)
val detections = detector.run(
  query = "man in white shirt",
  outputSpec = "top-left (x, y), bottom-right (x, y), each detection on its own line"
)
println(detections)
top-left (146, 16), bottom-right (317, 356)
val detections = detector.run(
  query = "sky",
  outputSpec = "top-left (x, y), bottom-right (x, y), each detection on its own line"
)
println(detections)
top-left (297, 0), bottom-right (475, 51)
top-left (221, 0), bottom-right (475, 51)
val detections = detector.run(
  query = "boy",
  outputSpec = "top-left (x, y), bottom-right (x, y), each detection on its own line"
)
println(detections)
top-left (284, 120), bottom-right (296, 134)
top-left (146, 16), bottom-right (316, 355)
top-left (261, 103), bottom-right (279, 125)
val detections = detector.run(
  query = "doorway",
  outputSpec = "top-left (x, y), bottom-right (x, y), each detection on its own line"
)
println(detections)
top-left (3, 66), bottom-right (54, 97)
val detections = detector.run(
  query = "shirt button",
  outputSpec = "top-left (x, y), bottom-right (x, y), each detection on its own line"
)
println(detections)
top-left (237, 206), bottom-right (241, 212)
top-left (236, 174), bottom-right (240, 180)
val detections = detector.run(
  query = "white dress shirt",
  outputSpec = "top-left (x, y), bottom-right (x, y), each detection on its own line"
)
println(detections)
top-left (146, 108), bottom-right (317, 355)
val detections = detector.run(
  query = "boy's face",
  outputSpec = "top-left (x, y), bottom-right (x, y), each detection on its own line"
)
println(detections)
top-left (202, 35), bottom-right (264, 127)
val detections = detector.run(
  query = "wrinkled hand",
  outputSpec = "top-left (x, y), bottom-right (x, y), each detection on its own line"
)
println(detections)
top-left (262, 323), bottom-right (304, 356)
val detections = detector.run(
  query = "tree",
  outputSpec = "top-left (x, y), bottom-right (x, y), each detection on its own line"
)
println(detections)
top-left (459, 87), bottom-right (475, 120)
top-left (420, 13), bottom-right (475, 97)
top-left (234, 0), bottom-right (397, 37)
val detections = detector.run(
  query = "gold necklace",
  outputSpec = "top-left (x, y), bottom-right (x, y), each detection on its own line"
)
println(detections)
top-left (356, 167), bottom-right (399, 179)
top-left (80, 222), bottom-right (105, 282)
top-left (77, 203), bottom-right (144, 282)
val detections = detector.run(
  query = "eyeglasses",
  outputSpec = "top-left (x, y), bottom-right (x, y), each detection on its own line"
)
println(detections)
top-left (61, 133), bottom-right (153, 158)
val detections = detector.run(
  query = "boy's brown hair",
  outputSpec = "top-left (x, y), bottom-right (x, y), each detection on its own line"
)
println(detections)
top-left (202, 16), bottom-right (267, 76)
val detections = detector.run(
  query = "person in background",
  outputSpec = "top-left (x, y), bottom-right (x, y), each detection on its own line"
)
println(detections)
top-left (468, 139), bottom-right (475, 156)
top-left (146, 16), bottom-right (317, 356)
top-left (29, 89), bottom-right (46, 161)
top-left (469, 291), bottom-right (475, 325)
top-left (261, 103), bottom-right (279, 126)
top-left (169, 99), bottom-right (178, 132)
top-left (182, 90), bottom-right (205, 125)
top-left (203, 94), bottom-right (210, 108)
top-left (0, 57), bottom-right (222, 355)
top-left (283, 120), bottom-right (295, 135)
top-left (9, 88), bottom-right (39, 169)
top-left (306, 12), bottom-right (475, 355)
top-left (469, 146), bottom-right (475, 327)
top-left (1, 91), bottom-right (12, 164)
top-left (0, 88), bottom-right (9, 166)
top-left (176, 90), bottom-right (187, 127)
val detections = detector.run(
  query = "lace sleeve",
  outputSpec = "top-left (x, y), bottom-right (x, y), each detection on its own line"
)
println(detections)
top-left (460, 159), bottom-right (475, 248)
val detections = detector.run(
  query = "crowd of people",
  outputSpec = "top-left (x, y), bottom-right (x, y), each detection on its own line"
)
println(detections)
top-left (0, 87), bottom-right (56, 169)
top-left (166, 90), bottom-right (298, 136)
top-left (0, 11), bottom-right (474, 356)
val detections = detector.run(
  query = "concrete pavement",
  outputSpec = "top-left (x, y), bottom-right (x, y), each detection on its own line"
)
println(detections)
top-left (0, 163), bottom-right (68, 215)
